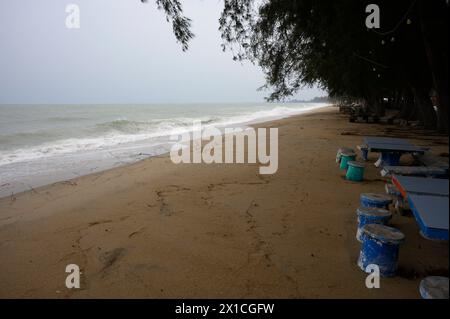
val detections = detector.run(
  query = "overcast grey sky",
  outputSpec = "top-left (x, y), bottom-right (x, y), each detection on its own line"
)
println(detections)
top-left (0, 0), bottom-right (325, 104)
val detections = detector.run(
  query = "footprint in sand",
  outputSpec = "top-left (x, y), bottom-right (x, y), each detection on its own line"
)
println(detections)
top-left (99, 247), bottom-right (126, 270)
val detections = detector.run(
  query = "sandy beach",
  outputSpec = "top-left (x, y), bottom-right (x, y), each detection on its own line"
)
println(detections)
top-left (0, 106), bottom-right (448, 298)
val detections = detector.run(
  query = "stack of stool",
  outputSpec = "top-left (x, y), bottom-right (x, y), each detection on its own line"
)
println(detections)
top-left (356, 193), bottom-right (405, 277)
top-left (336, 147), bottom-right (366, 181)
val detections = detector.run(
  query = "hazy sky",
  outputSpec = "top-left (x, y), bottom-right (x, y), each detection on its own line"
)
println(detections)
top-left (0, 0), bottom-right (325, 104)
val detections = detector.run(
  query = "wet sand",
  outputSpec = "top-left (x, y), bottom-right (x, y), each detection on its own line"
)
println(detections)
top-left (0, 106), bottom-right (448, 298)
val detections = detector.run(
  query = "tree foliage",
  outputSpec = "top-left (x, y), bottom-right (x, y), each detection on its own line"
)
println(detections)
top-left (144, 0), bottom-right (449, 132)
top-left (141, 0), bottom-right (193, 51)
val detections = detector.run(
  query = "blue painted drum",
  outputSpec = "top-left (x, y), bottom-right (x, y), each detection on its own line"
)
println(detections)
top-left (358, 224), bottom-right (405, 277)
top-left (356, 207), bottom-right (392, 242)
top-left (360, 193), bottom-right (393, 208)
top-left (419, 276), bottom-right (449, 299)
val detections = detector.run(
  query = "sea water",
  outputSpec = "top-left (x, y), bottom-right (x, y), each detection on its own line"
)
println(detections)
top-left (0, 103), bottom-right (328, 197)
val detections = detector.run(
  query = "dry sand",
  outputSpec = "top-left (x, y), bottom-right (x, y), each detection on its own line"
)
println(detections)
top-left (0, 106), bottom-right (448, 298)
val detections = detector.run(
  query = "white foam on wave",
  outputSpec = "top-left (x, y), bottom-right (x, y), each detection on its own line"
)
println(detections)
top-left (0, 103), bottom-right (328, 166)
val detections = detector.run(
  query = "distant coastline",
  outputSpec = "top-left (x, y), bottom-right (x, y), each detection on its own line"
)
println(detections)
top-left (285, 96), bottom-right (331, 104)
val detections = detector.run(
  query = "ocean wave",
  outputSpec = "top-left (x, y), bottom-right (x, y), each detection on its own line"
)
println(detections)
top-left (0, 103), bottom-right (328, 166)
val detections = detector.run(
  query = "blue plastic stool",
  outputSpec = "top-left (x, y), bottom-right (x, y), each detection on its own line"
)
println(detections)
top-left (358, 224), bottom-right (405, 277)
top-left (346, 161), bottom-right (366, 181)
top-left (356, 207), bottom-right (392, 242)
top-left (360, 193), bottom-right (393, 208)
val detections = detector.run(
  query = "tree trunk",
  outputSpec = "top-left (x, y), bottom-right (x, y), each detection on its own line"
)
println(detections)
top-left (411, 86), bottom-right (437, 129)
top-left (397, 90), bottom-right (415, 120)
top-left (366, 92), bottom-right (385, 117)
top-left (418, 0), bottom-right (449, 133)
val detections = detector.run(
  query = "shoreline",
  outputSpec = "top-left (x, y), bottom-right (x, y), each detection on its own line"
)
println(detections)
top-left (0, 106), bottom-right (447, 298)
top-left (0, 104), bottom-right (331, 199)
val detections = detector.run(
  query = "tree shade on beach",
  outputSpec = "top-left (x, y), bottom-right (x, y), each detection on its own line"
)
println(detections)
top-left (143, 0), bottom-right (448, 133)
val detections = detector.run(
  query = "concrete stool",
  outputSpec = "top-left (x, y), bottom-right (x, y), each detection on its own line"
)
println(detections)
top-left (358, 224), bottom-right (405, 277)
top-left (356, 207), bottom-right (392, 242)
top-left (346, 161), bottom-right (366, 181)
top-left (419, 276), bottom-right (449, 299)
top-left (360, 193), bottom-right (393, 209)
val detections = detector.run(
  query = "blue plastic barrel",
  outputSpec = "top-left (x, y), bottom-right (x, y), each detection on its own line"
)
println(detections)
top-left (358, 224), bottom-right (405, 277)
top-left (346, 161), bottom-right (365, 182)
top-left (360, 193), bottom-right (393, 208)
top-left (356, 207), bottom-right (392, 242)
top-left (419, 276), bottom-right (449, 299)
top-left (340, 152), bottom-right (356, 170)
